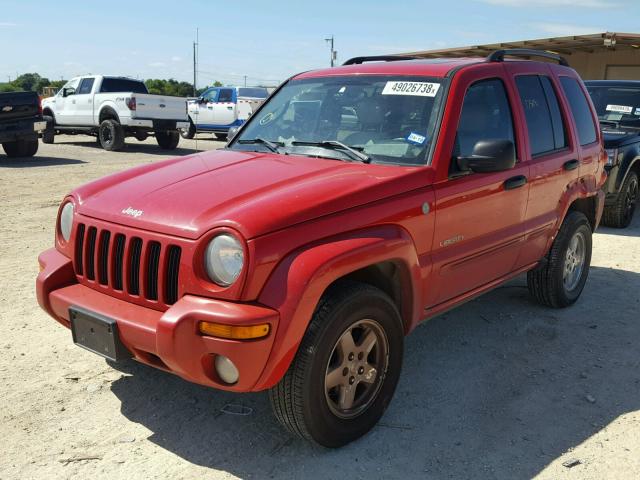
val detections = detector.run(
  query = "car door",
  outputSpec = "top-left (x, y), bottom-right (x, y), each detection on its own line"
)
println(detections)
top-left (54, 78), bottom-right (80, 125)
top-left (71, 77), bottom-right (95, 125)
top-left (193, 88), bottom-right (218, 128)
top-left (429, 71), bottom-right (530, 305)
top-left (502, 63), bottom-right (581, 267)
top-left (211, 88), bottom-right (236, 126)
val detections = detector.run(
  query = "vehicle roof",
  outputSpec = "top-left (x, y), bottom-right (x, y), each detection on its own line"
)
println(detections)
top-left (584, 80), bottom-right (640, 86)
top-left (295, 58), bottom-right (483, 80)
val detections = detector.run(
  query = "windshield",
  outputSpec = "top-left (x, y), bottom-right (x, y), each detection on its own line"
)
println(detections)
top-left (231, 75), bottom-right (447, 165)
top-left (586, 84), bottom-right (640, 127)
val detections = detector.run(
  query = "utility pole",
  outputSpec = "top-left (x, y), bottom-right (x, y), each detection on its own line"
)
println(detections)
top-left (325, 35), bottom-right (336, 67)
top-left (243, 75), bottom-right (247, 87)
top-left (193, 28), bottom-right (199, 96)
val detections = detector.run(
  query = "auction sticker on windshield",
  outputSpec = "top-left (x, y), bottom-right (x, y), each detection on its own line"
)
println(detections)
top-left (606, 104), bottom-right (633, 114)
top-left (382, 81), bottom-right (440, 97)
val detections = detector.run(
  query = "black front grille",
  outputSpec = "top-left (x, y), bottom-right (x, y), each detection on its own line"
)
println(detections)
top-left (73, 223), bottom-right (182, 306)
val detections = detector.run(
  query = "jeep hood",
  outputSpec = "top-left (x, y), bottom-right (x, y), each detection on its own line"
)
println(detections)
top-left (74, 149), bottom-right (431, 240)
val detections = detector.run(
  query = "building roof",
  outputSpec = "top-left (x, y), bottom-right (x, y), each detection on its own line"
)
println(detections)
top-left (402, 32), bottom-right (640, 58)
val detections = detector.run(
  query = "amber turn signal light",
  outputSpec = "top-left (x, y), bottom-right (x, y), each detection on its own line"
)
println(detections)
top-left (198, 321), bottom-right (270, 340)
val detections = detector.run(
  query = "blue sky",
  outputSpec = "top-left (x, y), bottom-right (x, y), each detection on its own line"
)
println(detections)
top-left (0, 0), bottom-right (638, 87)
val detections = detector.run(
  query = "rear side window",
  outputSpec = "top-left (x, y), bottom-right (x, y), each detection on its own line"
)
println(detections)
top-left (100, 78), bottom-right (148, 94)
top-left (454, 78), bottom-right (515, 159)
top-left (238, 87), bottom-right (268, 98)
top-left (515, 75), bottom-right (566, 156)
top-left (218, 89), bottom-right (234, 103)
top-left (560, 77), bottom-right (597, 146)
top-left (77, 78), bottom-right (95, 95)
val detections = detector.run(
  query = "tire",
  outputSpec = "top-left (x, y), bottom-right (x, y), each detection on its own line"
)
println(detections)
top-left (156, 130), bottom-right (180, 150)
top-left (98, 119), bottom-right (125, 151)
top-left (180, 120), bottom-right (195, 139)
top-left (215, 133), bottom-right (228, 141)
top-left (602, 171), bottom-right (638, 228)
top-left (42, 115), bottom-right (55, 144)
top-left (527, 211), bottom-right (592, 308)
top-left (269, 282), bottom-right (403, 448)
top-left (2, 137), bottom-right (39, 157)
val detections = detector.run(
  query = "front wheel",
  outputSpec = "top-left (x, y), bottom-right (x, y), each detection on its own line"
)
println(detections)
top-left (527, 211), bottom-right (592, 308)
top-left (42, 115), bottom-right (55, 144)
top-left (156, 130), bottom-right (180, 150)
top-left (2, 137), bottom-right (39, 157)
top-left (269, 282), bottom-right (403, 448)
top-left (602, 171), bottom-right (638, 228)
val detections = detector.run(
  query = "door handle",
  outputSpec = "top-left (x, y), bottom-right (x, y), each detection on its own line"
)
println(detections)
top-left (504, 175), bottom-right (527, 190)
top-left (207, 106), bottom-right (213, 109)
top-left (563, 159), bottom-right (580, 171)
top-left (71, 100), bottom-right (76, 104)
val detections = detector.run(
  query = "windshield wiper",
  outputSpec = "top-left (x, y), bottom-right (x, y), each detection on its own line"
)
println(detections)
top-left (291, 140), bottom-right (371, 163)
top-left (237, 137), bottom-right (283, 153)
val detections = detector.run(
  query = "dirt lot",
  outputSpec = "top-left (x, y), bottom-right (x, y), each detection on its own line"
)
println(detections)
top-left (1, 134), bottom-right (639, 479)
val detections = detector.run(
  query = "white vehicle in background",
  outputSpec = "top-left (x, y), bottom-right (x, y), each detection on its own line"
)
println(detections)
top-left (41, 75), bottom-right (190, 151)
top-left (180, 86), bottom-right (269, 140)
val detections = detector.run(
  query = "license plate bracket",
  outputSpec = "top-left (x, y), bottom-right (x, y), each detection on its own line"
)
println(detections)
top-left (70, 307), bottom-right (131, 362)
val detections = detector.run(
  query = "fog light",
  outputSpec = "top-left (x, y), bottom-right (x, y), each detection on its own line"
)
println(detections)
top-left (215, 355), bottom-right (239, 384)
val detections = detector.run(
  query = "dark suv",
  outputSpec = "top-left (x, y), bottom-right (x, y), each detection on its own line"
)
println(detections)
top-left (585, 80), bottom-right (640, 227)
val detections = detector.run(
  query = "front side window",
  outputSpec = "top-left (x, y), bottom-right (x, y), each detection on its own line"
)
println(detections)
top-left (232, 75), bottom-right (447, 165)
top-left (77, 78), bottom-right (95, 95)
top-left (454, 78), bottom-right (515, 160)
top-left (201, 88), bottom-right (218, 102)
top-left (586, 83), bottom-right (640, 128)
top-left (560, 77), bottom-right (597, 146)
top-left (515, 75), bottom-right (566, 156)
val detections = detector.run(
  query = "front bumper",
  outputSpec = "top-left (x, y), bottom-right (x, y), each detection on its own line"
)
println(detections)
top-left (37, 248), bottom-right (278, 392)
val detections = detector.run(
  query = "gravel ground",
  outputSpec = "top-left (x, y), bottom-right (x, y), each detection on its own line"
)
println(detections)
top-left (1, 135), bottom-right (639, 479)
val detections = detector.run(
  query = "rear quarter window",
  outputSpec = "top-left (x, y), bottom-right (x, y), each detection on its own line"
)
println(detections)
top-left (560, 77), bottom-right (597, 146)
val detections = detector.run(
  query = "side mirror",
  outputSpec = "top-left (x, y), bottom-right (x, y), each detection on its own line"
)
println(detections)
top-left (198, 97), bottom-right (206, 104)
top-left (227, 126), bottom-right (240, 142)
top-left (456, 139), bottom-right (516, 173)
top-left (62, 87), bottom-right (75, 98)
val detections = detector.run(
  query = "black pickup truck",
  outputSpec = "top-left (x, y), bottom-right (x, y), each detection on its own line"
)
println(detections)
top-left (586, 80), bottom-right (640, 228)
top-left (0, 91), bottom-right (46, 158)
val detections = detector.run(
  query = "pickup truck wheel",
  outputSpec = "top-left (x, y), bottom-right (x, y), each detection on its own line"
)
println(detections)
top-left (269, 282), bottom-right (403, 448)
top-left (156, 130), bottom-right (180, 150)
top-left (99, 119), bottom-right (125, 151)
top-left (2, 137), bottom-right (39, 157)
top-left (602, 171), bottom-right (638, 228)
top-left (42, 115), bottom-right (55, 144)
top-left (527, 211), bottom-right (592, 308)
top-left (180, 121), bottom-right (195, 139)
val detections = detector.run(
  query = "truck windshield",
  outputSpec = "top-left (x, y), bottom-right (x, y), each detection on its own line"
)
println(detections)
top-left (586, 85), bottom-right (640, 127)
top-left (100, 78), bottom-right (148, 94)
top-left (232, 75), bottom-right (447, 165)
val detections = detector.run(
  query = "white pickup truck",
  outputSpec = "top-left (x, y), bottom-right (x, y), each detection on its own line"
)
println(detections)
top-left (41, 75), bottom-right (189, 151)
top-left (180, 86), bottom-right (269, 140)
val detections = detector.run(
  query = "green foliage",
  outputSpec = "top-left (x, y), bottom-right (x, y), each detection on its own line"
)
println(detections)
top-left (145, 78), bottom-right (196, 97)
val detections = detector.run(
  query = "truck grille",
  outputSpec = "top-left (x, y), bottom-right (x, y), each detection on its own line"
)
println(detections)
top-left (73, 222), bottom-right (182, 307)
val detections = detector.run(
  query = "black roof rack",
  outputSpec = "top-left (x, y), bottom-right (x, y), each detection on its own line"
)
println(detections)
top-left (342, 55), bottom-right (421, 66)
top-left (487, 48), bottom-right (569, 67)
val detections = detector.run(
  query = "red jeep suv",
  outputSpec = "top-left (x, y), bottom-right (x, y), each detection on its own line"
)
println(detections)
top-left (37, 49), bottom-right (607, 447)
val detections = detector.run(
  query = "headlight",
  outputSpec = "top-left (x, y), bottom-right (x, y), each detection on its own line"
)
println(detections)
top-left (606, 148), bottom-right (618, 166)
top-left (59, 202), bottom-right (74, 242)
top-left (204, 234), bottom-right (244, 286)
